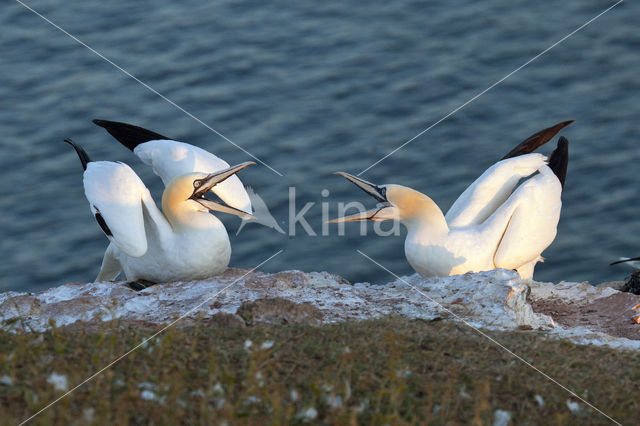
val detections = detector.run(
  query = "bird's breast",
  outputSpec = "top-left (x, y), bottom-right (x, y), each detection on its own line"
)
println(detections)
top-left (119, 223), bottom-right (232, 283)
top-left (404, 229), bottom-right (495, 277)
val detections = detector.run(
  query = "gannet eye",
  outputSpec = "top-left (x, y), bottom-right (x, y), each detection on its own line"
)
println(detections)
top-left (193, 180), bottom-right (202, 188)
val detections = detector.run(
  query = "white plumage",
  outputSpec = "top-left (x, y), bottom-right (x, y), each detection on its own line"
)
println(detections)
top-left (133, 139), bottom-right (251, 214)
top-left (85, 161), bottom-right (158, 257)
top-left (332, 122), bottom-right (570, 280)
top-left (67, 120), bottom-right (255, 284)
top-left (404, 154), bottom-right (561, 279)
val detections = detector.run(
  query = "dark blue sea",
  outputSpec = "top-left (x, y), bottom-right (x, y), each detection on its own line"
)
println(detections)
top-left (1, 0), bottom-right (639, 292)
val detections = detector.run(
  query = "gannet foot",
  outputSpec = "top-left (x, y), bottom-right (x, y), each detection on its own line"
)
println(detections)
top-left (127, 279), bottom-right (157, 291)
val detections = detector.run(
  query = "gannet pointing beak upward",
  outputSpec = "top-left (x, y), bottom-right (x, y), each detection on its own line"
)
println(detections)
top-left (327, 173), bottom-right (399, 223)
top-left (187, 163), bottom-right (255, 219)
top-left (331, 122), bottom-right (571, 280)
top-left (65, 120), bottom-right (258, 286)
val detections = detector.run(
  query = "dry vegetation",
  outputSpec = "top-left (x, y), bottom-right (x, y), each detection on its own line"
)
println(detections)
top-left (1, 316), bottom-right (638, 425)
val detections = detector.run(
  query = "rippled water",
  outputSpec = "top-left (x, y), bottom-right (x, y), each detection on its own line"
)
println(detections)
top-left (1, 0), bottom-right (639, 292)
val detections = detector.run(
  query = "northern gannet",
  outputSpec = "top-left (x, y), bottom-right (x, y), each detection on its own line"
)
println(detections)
top-left (65, 120), bottom-right (256, 287)
top-left (610, 257), bottom-right (640, 270)
top-left (331, 122), bottom-right (572, 280)
top-left (610, 258), bottom-right (640, 296)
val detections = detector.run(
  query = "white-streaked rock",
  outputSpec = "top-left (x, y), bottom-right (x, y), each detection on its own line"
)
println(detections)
top-left (529, 279), bottom-right (618, 304)
top-left (1, 268), bottom-right (638, 350)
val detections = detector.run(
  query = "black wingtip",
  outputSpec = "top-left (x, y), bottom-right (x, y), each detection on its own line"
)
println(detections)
top-left (548, 136), bottom-right (569, 188)
top-left (64, 138), bottom-right (92, 171)
top-left (610, 256), bottom-right (640, 266)
top-left (93, 119), bottom-right (171, 151)
top-left (501, 120), bottom-right (574, 160)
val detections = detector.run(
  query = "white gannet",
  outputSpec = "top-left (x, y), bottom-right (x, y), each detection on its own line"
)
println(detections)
top-left (65, 119), bottom-right (256, 287)
top-left (331, 121), bottom-right (572, 280)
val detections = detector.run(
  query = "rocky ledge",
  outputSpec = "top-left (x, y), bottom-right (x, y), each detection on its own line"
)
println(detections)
top-left (1, 269), bottom-right (639, 349)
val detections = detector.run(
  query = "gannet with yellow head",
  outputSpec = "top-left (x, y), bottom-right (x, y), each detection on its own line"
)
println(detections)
top-left (65, 120), bottom-right (256, 286)
top-left (331, 121), bottom-right (571, 280)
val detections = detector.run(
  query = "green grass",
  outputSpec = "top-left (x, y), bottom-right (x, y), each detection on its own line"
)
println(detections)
top-left (1, 316), bottom-right (638, 425)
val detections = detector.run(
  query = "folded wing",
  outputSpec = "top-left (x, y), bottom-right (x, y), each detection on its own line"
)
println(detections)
top-left (492, 166), bottom-right (562, 270)
top-left (83, 161), bottom-right (151, 257)
top-left (446, 153), bottom-right (547, 227)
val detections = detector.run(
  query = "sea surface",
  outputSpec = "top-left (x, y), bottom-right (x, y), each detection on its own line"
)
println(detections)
top-left (1, 0), bottom-right (639, 292)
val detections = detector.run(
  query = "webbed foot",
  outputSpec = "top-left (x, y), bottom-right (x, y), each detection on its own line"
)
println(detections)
top-left (127, 279), bottom-right (156, 291)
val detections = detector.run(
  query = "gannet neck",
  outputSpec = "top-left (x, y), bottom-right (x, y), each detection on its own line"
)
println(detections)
top-left (161, 173), bottom-right (219, 230)
top-left (386, 185), bottom-right (449, 236)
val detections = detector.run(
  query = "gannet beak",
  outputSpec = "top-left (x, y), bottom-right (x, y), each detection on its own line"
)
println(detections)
top-left (333, 172), bottom-right (387, 202)
top-left (191, 162), bottom-right (256, 219)
top-left (327, 206), bottom-right (397, 223)
top-left (328, 172), bottom-right (397, 223)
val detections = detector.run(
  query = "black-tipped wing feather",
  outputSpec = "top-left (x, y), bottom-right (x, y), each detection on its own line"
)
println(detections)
top-left (64, 138), bottom-right (92, 171)
top-left (93, 119), bottom-right (171, 151)
top-left (94, 209), bottom-right (113, 236)
top-left (501, 120), bottom-right (573, 160)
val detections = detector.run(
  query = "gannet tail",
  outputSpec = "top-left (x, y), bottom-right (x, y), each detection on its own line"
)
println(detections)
top-left (548, 136), bottom-right (569, 188)
top-left (93, 119), bottom-right (170, 151)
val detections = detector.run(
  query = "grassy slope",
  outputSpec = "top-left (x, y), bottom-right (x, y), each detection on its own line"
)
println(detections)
top-left (1, 317), bottom-right (639, 425)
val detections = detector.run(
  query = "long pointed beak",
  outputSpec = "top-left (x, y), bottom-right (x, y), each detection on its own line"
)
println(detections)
top-left (196, 198), bottom-right (254, 219)
top-left (327, 206), bottom-right (396, 223)
top-left (334, 172), bottom-right (387, 202)
top-left (191, 162), bottom-right (256, 219)
top-left (192, 162), bottom-right (255, 198)
top-left (330, 172), bottom-right (398, 223)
